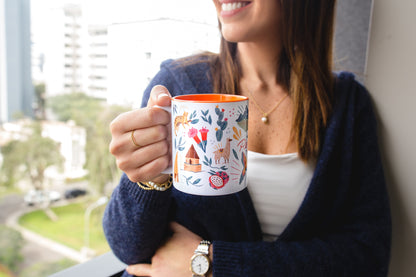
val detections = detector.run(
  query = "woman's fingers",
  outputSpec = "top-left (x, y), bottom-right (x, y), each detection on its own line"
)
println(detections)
top-left (110, 124), bottom-right (169, 155)
top-left (170, 222), bottom-right (189, 234)
top-left (126, 264), bottom-right (152, 276)
top-left (108, 85), bottom-right (173, 183)
top-left (110, 106), bottom-right (170, 136)
top-left (116, 140), bottom-right (170, 182)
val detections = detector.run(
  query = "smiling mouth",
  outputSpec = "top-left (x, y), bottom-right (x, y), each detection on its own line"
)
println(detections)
top-left (221, 2), bottom-right (250, 12)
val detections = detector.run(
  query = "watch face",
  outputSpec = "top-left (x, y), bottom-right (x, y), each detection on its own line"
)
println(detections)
top-left (191, 254), bottom-right (209, 275)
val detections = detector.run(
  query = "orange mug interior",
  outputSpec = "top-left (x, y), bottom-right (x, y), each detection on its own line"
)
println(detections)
top-left (173, 94), bottom-right (248, 103)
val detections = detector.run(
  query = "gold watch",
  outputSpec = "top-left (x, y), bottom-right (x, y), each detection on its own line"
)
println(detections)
top-left (190, 240), bottom-right (211, 277)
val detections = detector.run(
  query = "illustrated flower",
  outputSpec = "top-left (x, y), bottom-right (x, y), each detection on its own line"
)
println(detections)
top-left (199, 127), bottom-right (209, 141)
top-left (188, 127), bottom-right (201, 144)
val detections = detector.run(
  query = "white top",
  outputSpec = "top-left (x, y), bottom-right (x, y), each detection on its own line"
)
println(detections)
top-left (247, 151), bottom-right (315, 241)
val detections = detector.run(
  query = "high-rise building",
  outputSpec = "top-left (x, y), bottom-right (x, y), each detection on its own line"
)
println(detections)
top-left (0, 0), bottom-right (33, 123)
top-left (86, 25), bottom-right (108, 99)
top-left (42, 3), bottom-right (86, 96)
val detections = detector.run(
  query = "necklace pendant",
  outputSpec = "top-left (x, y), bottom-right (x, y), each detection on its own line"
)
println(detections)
top-left (261, 116), bottom-right (268, 123)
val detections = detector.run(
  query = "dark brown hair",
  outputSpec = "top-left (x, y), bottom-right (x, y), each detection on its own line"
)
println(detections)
top-left (205, 0), bottom-right (337, 161)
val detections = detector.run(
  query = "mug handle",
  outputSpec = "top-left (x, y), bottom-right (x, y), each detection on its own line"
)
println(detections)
top-left (153, 105), bottom-right (172, 175)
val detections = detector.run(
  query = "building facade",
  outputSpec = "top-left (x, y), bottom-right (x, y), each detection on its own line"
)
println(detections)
top-left (0, 0), bottom-right (33, 123)
top-left (41, 4), bottom-right (86, 96)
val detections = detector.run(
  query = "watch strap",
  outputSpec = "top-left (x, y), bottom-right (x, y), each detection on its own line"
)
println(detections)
top-left (195, 240), bottom-right (211, 255)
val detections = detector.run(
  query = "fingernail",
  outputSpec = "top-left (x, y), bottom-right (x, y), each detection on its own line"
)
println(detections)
top-left (158, 93), bottom-right (170, 100)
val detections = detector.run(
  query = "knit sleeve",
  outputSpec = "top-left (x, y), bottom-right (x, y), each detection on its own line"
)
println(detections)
top-left (211, 78), bottom-right (391, 276)
top-left (102, 174), bottom-right (173, 264)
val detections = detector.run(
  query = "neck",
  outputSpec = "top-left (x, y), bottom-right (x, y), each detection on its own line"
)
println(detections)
top-left (237, 40), bottom-right (282, 88)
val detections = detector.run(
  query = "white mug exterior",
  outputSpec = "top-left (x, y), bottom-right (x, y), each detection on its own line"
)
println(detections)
top-left (159, 95), bottom-right (248, 196)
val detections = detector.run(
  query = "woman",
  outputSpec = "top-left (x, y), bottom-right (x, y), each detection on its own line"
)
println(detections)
top-left (104, 0), bottom-right (391, 276)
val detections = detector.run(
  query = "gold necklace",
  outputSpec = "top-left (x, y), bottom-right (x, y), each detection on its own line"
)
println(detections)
top-left (247, 91), bottom-right (288, 124)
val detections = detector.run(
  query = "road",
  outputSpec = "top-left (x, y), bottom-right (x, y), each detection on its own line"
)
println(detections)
top-left (0, 194), bottom-right (24, 224)
top-left (0, 194), bottom-right (69, 273)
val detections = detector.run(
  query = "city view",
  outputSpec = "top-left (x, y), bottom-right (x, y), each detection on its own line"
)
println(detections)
top-left (0, 0), bottom-right (219, 276)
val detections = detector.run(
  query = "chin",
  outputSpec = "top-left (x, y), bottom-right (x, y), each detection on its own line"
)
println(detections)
top-left (221, 26), bottom-right (248, 43)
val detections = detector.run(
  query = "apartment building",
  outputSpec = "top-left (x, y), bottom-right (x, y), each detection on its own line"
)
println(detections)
top-left (41, 4), bottom-right (86, 96)
top-left (86, 25), bottom-right (108, 99)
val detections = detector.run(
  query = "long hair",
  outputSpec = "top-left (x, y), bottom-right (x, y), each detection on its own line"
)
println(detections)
top-left (207, 0), bottom-right (337, 161)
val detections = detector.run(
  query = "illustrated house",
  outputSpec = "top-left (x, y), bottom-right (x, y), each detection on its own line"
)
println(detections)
top-left (184, 144), bottom-right (202, 172)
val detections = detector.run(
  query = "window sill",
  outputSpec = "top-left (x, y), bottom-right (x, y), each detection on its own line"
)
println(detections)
top-left (49, 251), bottom-right (126, 277)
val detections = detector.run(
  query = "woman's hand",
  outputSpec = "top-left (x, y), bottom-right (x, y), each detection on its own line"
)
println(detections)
top-left (109, 85), bottom-right (172, 183)
top-left (126, 222), bottom-right (204, 277)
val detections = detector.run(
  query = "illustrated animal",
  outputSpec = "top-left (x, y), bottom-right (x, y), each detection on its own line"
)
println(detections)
top-left (174, 111), bottom-right (189, 135)
top-left (213, 138), bottom-right (232, 164)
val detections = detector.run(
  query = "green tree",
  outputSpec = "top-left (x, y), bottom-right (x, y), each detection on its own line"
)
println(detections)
top-left (48, 93), bottom-right (128, 194)
top-left (34, 83), bottom-right (46, 120)
top-left (85, 105), bottom-right (128, 194)
top-left (47, 92), bottom-right (102, 129)
top-left (0, 122), bottom-right (64, 190)
top-left (0, 225), bottom-right (24, 272)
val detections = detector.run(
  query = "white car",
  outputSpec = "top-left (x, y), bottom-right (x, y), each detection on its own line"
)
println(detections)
top-left (24, 190), bottom-right (61, 206)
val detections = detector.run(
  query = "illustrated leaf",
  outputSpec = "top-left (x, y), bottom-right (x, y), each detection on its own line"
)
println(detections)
top-left (191, 119), bottom-right (199, 124)
top-left (239, 173), bottom-right (245, 184)
top-left (232, 149), bottom-right (239, 160)
top-left (202, 110), bottom-right (209, 116)
top-left (208, 116), bottom-right (212, 124)
top-left (193, 179), bottom-right (201, 185)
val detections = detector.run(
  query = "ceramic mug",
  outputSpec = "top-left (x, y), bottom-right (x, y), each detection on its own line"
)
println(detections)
top-left (158, 94), bottom-right (249, 196)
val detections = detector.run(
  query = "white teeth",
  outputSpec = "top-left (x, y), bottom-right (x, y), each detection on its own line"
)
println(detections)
top-left (222, 2), bottom-right (246, 12)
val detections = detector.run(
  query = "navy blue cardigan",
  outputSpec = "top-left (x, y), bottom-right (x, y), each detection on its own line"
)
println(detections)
top-left (103, 59), bottom-right (391, 276)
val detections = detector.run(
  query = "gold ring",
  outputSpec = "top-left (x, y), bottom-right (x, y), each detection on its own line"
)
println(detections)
top-left (131, 130), bottom-right (141, 148)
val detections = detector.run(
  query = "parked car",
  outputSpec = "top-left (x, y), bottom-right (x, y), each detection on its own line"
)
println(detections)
top-left (64, 188), bottom-right (87, 199)
top-left (24, 190), bottom-right (61, 206)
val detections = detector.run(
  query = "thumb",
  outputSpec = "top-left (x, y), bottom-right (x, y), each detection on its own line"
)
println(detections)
top-left (147, 85), bottom-right (172, 107)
